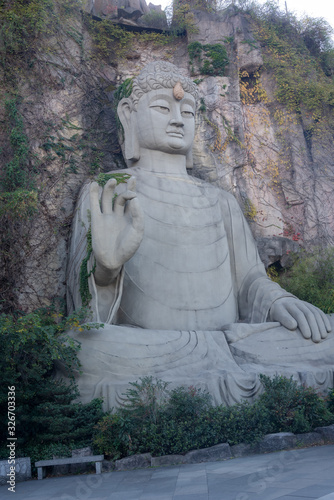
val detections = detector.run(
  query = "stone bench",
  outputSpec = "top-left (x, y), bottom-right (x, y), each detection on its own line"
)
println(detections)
top-left (35, 455), bottom-right (104, 480)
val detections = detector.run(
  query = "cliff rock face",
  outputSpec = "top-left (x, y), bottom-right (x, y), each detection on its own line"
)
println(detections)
top-left (1, 6), bottom-right (333, 312)
top-left (187, 10), bottom-right (334, 251)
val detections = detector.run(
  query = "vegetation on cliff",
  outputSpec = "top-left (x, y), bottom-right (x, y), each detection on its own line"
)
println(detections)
top-left (277, 248), bottom-right (334, 314)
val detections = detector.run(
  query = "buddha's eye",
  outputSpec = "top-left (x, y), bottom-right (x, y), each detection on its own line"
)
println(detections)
top-left (150, 104), bottom-right (170, 114)
top-left (181, 110), bottom-right (194, 118)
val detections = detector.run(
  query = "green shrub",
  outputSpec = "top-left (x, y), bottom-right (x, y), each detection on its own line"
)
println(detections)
top-left (93, 375), bottom-right (334, 461)
top-left (93, 412), bottom-right (132, 460)
top-left (277, 248), bottom-right (334, 314)
top-left (327, 388), bottom-right (334, 414)
top-left (0, 302), bottom-right (104, 462)
top-left (219, 401), bottom-right (272, 445)
top-left (188, 41), bottom-right (229, 76)
top-left (120, 376), bottom-right (170, 424)
top-left (139, 10), bottom-right (168, 29)
top-left (166, 385), bottom-right (212, 420)
top-left (258, 374), bottom-right (333, 433)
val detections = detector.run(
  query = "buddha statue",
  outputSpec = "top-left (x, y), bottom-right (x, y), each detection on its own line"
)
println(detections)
top-left (65, 61), bottom-right (334, 409)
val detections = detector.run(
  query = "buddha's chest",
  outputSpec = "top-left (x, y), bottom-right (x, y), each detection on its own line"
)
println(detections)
top-left (135, 183), bottom-right (225, 272)
top-left (119, 175), bottom-right (237, 330)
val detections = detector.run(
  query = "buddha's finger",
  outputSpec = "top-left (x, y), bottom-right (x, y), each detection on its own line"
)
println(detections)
top-left (296, 302), bottom-right (328, 341)
top-left (308, 304), bottom-right (330, 340)
top-left (281, 312), bottom-right (298, 330)
top-left (127, 176), bottom-right (137, 192)
top-left (311, 307), bottom-right (329, 339)
top-left (290, 307), bottom-right (312, 340)
top-left (273, 302), bottom-right (297, 330)
top-left (302, 309), bottom-right (321, 343)
top-left (102, 178), bottom-right (117, 214)
top-left (322, 312), bottom-right (332, 333)
top-left (90, 182), bottom-right (102, 216)
top-left (127, 198), bottom-right (144, 232)
top-left (114, 191), bottom-right (136, 216)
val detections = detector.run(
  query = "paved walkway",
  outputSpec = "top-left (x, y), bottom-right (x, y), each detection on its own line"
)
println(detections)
top-left (1, 445), bottom-right (334, 500)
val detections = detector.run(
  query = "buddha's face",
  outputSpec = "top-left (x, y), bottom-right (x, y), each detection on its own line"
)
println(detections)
top-left (135, 88), bottom-right (196, 155)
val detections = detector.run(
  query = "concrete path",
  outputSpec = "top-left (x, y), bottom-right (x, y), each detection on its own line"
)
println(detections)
top-left (1, 444), bottom-right (334, 500)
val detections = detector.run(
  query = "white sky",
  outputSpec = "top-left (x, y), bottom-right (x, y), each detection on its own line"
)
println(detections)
top-left (153, 0), bottom-right (334, 32)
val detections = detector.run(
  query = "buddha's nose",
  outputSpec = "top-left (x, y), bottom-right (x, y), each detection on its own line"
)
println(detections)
top-left (169, 110), bottom-right (184, 127)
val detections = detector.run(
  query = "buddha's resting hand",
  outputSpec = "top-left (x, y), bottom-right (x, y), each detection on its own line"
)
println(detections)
top-left (269, 297), bottom-right (332, 343)
top-left (90, 177), bottom-right (144, 286)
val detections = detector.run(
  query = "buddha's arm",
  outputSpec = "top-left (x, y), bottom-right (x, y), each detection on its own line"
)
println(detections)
top-left (90, 177), bottom-right (144, 287)
top-left (221, 192), bottom-right (331, 341)
top-left (220, 191), bottom-right (284, 321)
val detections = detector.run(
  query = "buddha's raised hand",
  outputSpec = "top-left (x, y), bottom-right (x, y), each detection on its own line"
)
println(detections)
top-left (90, 177), bottom-right (144, 286)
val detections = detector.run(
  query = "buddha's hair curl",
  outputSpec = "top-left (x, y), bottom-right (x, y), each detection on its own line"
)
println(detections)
top-left (130, 61), bottom-right (199, 106)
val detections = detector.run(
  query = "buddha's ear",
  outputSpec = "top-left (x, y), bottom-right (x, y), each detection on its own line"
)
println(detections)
top-left (117, 98), bottom-right (140, 162)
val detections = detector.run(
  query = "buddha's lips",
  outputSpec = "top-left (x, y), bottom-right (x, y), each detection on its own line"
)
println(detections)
top-left (167, 129), bottom-right (184, 138)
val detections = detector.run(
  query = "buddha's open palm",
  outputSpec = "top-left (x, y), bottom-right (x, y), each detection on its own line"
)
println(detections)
top-left (90, 177), bottom-right (144, 285)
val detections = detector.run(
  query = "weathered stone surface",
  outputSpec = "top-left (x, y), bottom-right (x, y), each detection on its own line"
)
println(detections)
top-left (71, 447), bottom-right (94, 474)
top-left (90, 0), bottom-right (118, 19)
top-left (0, 458), bottom-right (31, 486)
top-left (51, 455), bottom-right (70, 476)
top-left (102, 459), bottom-right (115, 472)
top-left (184, 443), bottom-right (232, 464)
top-left (295, 432), bottom-right (324, 447)
top-left (151, 455), bottom-right (187, 467)
top-left (115, 453), bottom-right (152, 471)
top-left (258, 433), bottom-right (297, 454)
top-left (256, 236), bottom-right (301, 269)
top-left (314, 425), bottom-right (334, 443)
top-left (231, 443), bottom-right (258, 458)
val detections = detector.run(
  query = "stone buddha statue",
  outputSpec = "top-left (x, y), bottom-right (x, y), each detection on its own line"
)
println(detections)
top-left (66, 61), bottom-right (334, 409)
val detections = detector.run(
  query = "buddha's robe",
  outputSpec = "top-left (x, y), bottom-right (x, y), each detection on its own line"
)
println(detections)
top-left (65, 169), bottom-right (334, 409)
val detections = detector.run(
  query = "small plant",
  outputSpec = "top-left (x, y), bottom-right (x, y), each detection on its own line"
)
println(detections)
top-left (188, 41), bottom-right (229, 76)
top-left (79, 225), bottom-right (94, 307)
top-left (239, 70), bottom-right (267, 104)
top-left (171, 1), bottom-right (199, 35)
top-left (83, 14), bottom-right (134, 62)
top-left (96, 172), bottom-right (131, 187)
top-left (2, 97), bottom-right (31, 192)
top-left (0, 189), bottom-right (38, 220)
top-left (120, 376), bottom-right (170, 424)
top-left (113, 79), bottom-right (134, 136)
top-left (243, 197), bottom-right (257, 221)
top-left (277, 248), bottom-right (334, 314)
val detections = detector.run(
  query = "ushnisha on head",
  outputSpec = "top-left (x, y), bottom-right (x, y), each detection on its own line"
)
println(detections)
top-left (117, 61), bottom-right (199, 167)
top-left (130, 61), bottom-right (199, 107)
